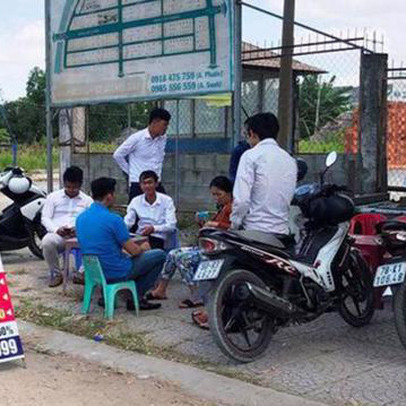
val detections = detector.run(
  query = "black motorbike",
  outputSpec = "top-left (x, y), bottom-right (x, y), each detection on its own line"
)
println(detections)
top-left (194, 152), bottom-right (375, 362)
top-left (0, 167), bottom-right (47, 258)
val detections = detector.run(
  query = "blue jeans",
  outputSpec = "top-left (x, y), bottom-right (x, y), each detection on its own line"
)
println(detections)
top-left (131, 249), bottom-right (166, 297)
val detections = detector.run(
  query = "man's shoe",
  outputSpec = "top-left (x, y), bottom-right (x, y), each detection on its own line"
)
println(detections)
top-left (48, 274), bottom-right (63, 288)
top-left (138, 299), bottom-right (161, 311)
top-left (72, 272), bottom-right (85, 285)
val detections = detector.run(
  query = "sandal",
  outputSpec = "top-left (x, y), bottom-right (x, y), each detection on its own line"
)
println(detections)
top-left (145, 292), bottom-right (167, 301)
top-left (192, 310), bottom-right (209, 330)
top-left (179, 299), bottom-right (204, 309)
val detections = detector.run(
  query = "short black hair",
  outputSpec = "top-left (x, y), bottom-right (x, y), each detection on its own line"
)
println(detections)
top-left (149, 108), bottom-right (171, 124)
top-left (91, 177), bottom-right (116, 201)
top-left (244, 112), bottom-right (280, 141)
top-left (139, 170), bottom-right (159, 183)
top-left (63, 166), bottom-right (83, 185)
top-left (209, 176), bottom-right (233, 194)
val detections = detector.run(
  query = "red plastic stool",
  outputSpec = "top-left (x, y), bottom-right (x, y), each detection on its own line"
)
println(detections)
top-left (349, 213), bottom-right (387, 236)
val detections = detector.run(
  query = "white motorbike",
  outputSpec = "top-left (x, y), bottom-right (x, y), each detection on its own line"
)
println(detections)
top-left (0, 167), bottom-right (47, 258)
top-left (196, 152), bottom-right (375, 362)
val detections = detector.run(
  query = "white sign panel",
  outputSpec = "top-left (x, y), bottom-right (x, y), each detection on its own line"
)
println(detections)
top-left (50, 0), bottom-right (234, 106)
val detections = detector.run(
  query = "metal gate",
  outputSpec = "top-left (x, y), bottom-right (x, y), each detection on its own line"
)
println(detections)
top-left (387, 68), bottom-right (406, 193)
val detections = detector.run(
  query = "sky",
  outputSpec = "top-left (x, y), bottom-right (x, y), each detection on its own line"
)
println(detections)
top-left (0, 0), bottom-right (405, 101)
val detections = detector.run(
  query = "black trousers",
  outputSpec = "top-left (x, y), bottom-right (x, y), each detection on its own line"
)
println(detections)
top-left (129, 182), bottom-right (166, 202)
top-left (148, 236), bottom-right (165, 250)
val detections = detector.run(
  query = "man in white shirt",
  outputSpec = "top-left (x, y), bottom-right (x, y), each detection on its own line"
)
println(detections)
top-left (41, 166), bottom-right (93, 287)
top-left (231, 113), bottom-right (297, 235)
top-left (113, 108), bottom-right (171, 201)
top-left (124, 170), bottom-right (177, 250)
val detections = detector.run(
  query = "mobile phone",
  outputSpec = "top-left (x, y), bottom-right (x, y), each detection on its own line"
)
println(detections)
top-left (195, 211), bottom-right (210, 221)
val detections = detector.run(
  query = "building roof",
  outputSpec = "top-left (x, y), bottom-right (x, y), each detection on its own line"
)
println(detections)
top-left (242, 42), bottom-right (325, 75)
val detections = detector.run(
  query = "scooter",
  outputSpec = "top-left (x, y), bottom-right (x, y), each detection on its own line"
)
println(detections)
top-left (372, 218), bottom-right (406, 349)
top-left (0, 167), bottom-right (47, 258)
top-left (194, 152), bottom-right (375, 363)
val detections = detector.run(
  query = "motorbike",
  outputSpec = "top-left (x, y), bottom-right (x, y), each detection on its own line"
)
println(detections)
top-left (0, 167), bottom-right (47, 258)
top-left (372, 218), bottom-right (406, 349)
top-left (194, 152), bottom-right (375, 362)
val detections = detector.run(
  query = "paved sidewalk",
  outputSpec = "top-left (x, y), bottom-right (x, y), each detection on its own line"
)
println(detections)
top-left (3, 249), bottom-right (406, 406)
top-left (19, 321), bottom-right (326, 406)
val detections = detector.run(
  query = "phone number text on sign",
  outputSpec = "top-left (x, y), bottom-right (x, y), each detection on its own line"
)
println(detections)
top-left (0, 265), bottom-right (24, 364)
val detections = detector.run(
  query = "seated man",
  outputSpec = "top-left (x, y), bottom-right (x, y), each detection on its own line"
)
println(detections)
top-left (76, 177), bottom-right (166, 310)
top-left (41, 166), bottom-right (92, 288)
top-left (124, 170), bottom-right (177, 250)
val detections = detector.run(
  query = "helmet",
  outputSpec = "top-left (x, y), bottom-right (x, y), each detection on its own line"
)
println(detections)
top-left (8, 176), bottom-right (31, 194)
top-left (308, 193), bottom-right (355, 225)
top-left (296, 158), bottom-right (308, 182)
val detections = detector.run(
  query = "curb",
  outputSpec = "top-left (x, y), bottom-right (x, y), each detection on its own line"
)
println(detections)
top-left (18, 321), bottom-right (328, 406)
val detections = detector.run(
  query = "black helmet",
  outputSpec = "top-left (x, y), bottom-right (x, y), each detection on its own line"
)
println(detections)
top-left (296, 158), bottom-right (308, 182)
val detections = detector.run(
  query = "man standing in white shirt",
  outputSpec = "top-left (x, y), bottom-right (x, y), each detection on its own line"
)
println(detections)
top-left (113, 108), bottom-right (171, 201)
top-left (41, 166), bottom-right (93, 287)
top-left (231, 113), bottom-right (297, 235)
top-left (124, 170), bottom-right (177, 250)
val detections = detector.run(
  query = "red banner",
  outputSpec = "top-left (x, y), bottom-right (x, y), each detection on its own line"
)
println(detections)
top-left (0, 256), bottom-right (24, 363)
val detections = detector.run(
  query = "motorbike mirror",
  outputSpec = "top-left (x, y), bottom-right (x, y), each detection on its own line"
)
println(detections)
top-left (325, 151), bottom-right (338, 168)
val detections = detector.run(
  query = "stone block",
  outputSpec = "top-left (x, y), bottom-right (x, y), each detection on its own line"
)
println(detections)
top-left (195, 154), bottom-right (217, 170)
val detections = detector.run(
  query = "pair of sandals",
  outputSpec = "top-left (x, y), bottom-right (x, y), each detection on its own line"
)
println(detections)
top-left (191, 309), bottom-right (209, 330)
top-left (145, 292), bottom-right (204, 309)
top-left (145, 292), bottom-right (208, 330)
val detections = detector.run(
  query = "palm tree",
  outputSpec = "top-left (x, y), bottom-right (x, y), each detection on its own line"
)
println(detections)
top-left (298, 75), bottom-right (352, 139)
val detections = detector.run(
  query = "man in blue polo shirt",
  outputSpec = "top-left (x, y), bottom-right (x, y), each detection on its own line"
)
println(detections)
top-left (76, 177), bottom-right (166, 310)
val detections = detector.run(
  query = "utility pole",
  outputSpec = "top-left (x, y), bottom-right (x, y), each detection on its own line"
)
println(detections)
top-left (45, 0), bottom-right (54, 193)
top-left (278, 0), bottom-right (295, 150)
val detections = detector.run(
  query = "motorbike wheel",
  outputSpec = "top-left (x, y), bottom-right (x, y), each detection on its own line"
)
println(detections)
top-left (28, 224), bottom-right (46, 259)
top-left (338, 250), bottom-right (375, 327)
top-left (393, 282), bottom-right (406, 350)
top-left (207, 269), bottom-right (275, 363)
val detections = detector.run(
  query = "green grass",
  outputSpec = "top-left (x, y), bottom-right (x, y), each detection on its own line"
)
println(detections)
top-left (0, 145), bottom-right (59, 173)
top-left (297, 130), bottom-right (346, 154)
top-left (15, 298), bottom-right (262, 386)
top-left (298, 139), bottom-right (345, 154)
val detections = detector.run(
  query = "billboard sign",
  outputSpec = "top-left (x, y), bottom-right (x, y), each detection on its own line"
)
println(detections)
top-left (49, 0), bottom-right (234, 106)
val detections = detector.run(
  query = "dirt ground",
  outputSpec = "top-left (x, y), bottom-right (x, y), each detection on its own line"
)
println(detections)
top-left (0, 349), bottom-right (215, 406)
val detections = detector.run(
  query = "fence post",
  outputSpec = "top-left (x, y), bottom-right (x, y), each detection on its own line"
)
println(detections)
top-left (358, 52), bottom-right (388, 195)
top-left (59, 109), bottom-right (71, 187)
top-left (232, 0), bottom-right (242, 148)
top-left (278, 0), bottom-right (295, 150)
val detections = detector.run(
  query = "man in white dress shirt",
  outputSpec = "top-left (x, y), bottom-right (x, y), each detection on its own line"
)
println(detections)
top-left (113, 108), bottom-right (171, 201)
top-left (41, 167), bottom-right (93, 287)
top-left (124, 170), bottom-right (177, 250)
top-left (231, 113), bottom-right (297, 236)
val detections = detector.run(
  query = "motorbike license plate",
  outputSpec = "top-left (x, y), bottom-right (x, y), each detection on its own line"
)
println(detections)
top-left (373, 262), bottom-right (406, 287)
top-left (194, 259), bottom-right (224, 281)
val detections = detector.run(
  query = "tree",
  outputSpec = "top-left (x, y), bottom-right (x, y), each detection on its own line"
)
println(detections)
top-left (298, 75), bottom-right (352, 139)
top-left (0, 67), bottom-right (47, 144)
top-left (26, 67), bottom-right (46, 106)
top-left (88, 102), bottom-right (154, 142)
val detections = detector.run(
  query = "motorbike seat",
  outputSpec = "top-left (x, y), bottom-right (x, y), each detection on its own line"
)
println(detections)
top-left (232, 230), bottom-right (295, 257)
top-left (377, 219), bottom-right (406, 234)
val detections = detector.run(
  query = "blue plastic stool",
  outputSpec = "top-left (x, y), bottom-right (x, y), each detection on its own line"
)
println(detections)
top-left (71, 247), bottom-right (82, 270)
top-left (164, 229), bottom-right (181, 252)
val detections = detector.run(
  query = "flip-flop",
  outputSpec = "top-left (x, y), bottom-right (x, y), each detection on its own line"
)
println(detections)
top-left (145, 292), bottom-right (167, 301)
top-left (179, 299), bottom-right (204, 309)
top-left (191, 310), bottom-right (209, 330)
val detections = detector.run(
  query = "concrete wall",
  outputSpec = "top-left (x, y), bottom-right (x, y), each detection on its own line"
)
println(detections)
top-left (72, 151), bottom-right (353, 210)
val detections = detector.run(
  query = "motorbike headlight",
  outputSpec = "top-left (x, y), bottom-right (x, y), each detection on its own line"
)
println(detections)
top-left (199, 237), bottom-right (229, 254)
top-left (396, 232), bottom-right (406, 242)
